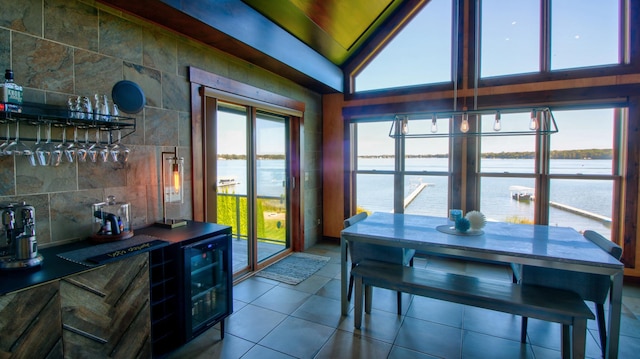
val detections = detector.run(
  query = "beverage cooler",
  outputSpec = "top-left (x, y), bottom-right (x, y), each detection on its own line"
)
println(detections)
top-left (181, 233), bottom-right (232, 341)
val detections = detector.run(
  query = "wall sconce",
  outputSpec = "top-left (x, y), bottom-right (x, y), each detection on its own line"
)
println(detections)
top-left (156, 147), bottom-right (187, 228)
top-left (389, 107), bottom-right (557, 138)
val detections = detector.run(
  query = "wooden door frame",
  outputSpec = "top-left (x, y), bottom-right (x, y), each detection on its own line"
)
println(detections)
top-left (189, 67), bottom-right (305, 252)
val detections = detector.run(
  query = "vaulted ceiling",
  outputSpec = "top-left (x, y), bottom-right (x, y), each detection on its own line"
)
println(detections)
top-left (242, 0), bottom-right (405, 65)
top-left (98, 0), bottom-right (426, 93)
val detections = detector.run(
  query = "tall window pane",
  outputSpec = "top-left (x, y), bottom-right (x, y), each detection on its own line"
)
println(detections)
top-left (480, 112), bottom-right (537, 174)
top-left (479, 111), bottom-right (537, 223)
top-left (480, 178), bottom-right (536, 223)
top-left (354, 0), bottom-right (452, 92)
top-left (356, 174), bottom-right (394, 213)
top-left (404, 116), bottom-right (450, 216)
top-left (356, 121), bottom-right (395, 169)
top-left (481, 0), bottom-right (540, 77)
top-left (355, 121), bottom-right (395, 212)
top-left (551, 0), bottom-right (620, 70)
top-left (549, 109), bottom-right (614, 175)
top-left (549, 179), bottom-right (614, 237)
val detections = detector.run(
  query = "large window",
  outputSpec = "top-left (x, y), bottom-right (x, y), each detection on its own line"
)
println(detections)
top-left (481, 0), bottom-right (622, 77)
top-left (354, 0), bottom-right (453, 92)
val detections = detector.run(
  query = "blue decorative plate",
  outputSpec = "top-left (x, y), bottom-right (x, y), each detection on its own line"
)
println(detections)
top-left (111, 80), bottom-right (145, 114)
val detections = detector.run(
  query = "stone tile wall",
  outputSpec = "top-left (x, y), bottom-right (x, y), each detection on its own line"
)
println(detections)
top-left (0, 0), bottom-right (323, 248)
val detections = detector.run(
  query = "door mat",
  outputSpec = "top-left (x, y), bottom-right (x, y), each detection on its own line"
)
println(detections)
top-left (255, 252), bottom-right (330, 285)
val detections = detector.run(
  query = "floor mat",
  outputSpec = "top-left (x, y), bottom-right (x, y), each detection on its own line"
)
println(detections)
top-left (255, 252), bottom-right (330, 285)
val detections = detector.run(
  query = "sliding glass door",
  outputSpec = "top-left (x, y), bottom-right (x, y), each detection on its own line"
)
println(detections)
top-left (215, 102), bottom-right (290, 276)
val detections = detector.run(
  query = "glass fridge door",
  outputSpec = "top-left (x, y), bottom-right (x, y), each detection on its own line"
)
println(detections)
top-left (184, 235), bottom-right (229, 335)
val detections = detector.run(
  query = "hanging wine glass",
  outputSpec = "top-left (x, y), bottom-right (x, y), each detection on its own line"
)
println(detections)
top-left (100, 131), bottom-right (111, 162)
top-left (4, 121), bottom-right (36, 166)
top-left (109, 129), bottom-right (130, 162)
top-left (51, 125), bottom-right (64, 166)
top-left (76, 128), bottom-right (90, 162)
top-left (88, 128), bottom-right (105, 163)
top-left (64, 126), bottom-right (80, 163)
top-left (0, 122), bottom-right (12, 155)
top-left (36, 123), bottom-right (59, 166)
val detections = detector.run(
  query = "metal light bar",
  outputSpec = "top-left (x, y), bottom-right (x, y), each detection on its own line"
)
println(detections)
top-left (388, 107), bottom-right (558, 138)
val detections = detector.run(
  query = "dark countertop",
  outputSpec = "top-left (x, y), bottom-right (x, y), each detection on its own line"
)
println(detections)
top-left (0, 241), bottom-right (91, 296)
top-left (0, 221), bottom-right (231, 296)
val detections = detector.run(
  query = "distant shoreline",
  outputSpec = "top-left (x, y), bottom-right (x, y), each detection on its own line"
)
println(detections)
top-left (358, 148), bottom-right (613, 160)
top-left (218, 149), bottom-right (613, 161)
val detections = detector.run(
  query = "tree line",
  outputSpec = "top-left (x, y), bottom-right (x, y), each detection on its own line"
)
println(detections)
top-left (219, 154), bottom-right (285, 160)
top-left (358, 149), bottom-right (612, 160)
top-left (220, 149), bottom-right (613, 161)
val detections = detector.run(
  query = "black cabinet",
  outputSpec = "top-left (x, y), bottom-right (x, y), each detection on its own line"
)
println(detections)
top-left (149, 245), bottom-right (180, 356)
top-left (139, 221), bottom-right (232, 358)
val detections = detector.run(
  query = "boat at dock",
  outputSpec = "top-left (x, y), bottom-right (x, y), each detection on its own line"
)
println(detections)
top-left (218, 176), bottom-right (239, 187)
top-left (509, 185), bottom-right (534, 202)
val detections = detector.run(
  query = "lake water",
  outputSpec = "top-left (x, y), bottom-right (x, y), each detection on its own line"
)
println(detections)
top-left (219, 158), bottom-right (615, 237)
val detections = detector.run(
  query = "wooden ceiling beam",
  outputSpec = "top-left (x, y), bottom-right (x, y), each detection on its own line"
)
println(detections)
top-left (97, 0), bottom-right (344, 93)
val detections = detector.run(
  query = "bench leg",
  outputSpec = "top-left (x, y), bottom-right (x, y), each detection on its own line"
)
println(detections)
top-left (364, 284), bottom-right (373, 314)
top-left (354, 276), bottom-right (363, 329)
top-left (520, 317), bottom-right (528, 343)
top-left (572, 319), bottom-right (587, 359)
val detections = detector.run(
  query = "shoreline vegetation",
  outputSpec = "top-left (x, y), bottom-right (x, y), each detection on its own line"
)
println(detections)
top-left (219, 149), bottom-right (612, 161)
top-left (360, 149), bottom-right (612, 160)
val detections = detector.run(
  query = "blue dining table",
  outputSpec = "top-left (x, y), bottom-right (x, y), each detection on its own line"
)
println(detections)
top-left (340, 212), bottom-right (624, 359)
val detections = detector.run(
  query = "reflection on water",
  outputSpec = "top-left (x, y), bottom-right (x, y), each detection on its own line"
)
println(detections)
top-left (357, 158), bottom-right (614, 238)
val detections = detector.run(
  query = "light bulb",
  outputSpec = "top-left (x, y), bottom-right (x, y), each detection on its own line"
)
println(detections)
top-left (430, 114), bottom-right (438, 133)
top-left (401, 117), bottom-right (409, 135)
top-left (460, 113), bottom-right (469, 133)
top-left (493, 112), bottom-right (501, 131)
top-left (172, 162), bottom-right (181, 194)
top-left (529, 110), bottom-right (538, 130)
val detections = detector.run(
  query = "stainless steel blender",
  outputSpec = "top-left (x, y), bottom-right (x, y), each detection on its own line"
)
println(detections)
top-left (0, 202), bottom-right (44, 270)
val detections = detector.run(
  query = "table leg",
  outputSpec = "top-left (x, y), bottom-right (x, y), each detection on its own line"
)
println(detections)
top-left (607, 270), bottom-right (623, 359)
top-left (341, 235), bottom-right (349, 315)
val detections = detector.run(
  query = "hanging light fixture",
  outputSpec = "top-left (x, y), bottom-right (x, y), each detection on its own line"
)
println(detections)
top-left (388, 107), bottom-right (558, 138)
top-left (156, 147), bottom-right (187, 228)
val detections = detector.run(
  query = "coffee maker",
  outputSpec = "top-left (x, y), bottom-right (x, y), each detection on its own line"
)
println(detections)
top-left (0, 202), bottom-right (44, 270)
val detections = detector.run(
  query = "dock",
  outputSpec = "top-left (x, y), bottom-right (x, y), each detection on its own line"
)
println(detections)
top-left (549, 201), bottom-right (612, 227)
top-left (404, 183), bottom-right (430, 208)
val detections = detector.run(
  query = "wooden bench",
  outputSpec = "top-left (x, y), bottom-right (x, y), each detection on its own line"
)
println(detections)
top-left (351, 260), bottom-right (595, 359)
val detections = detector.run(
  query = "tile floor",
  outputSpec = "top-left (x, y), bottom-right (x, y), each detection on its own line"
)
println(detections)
top-left (168, 240), bottom-right (640, 358)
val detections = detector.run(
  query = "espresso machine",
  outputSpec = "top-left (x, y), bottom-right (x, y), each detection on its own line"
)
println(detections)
top-left (0, 202), bottom-right (44, 270)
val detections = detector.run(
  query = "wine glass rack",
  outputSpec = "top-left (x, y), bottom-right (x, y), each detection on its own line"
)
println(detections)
top-left (0, 102), bottom-right (136, 143)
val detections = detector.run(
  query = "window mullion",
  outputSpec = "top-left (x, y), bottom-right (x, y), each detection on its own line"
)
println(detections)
top-left (540, 0), bottom-right (551, 72)
top-left (535, 125), bottom-right (551, 225)
top-left (395, 119), bottom-right (406, 214)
